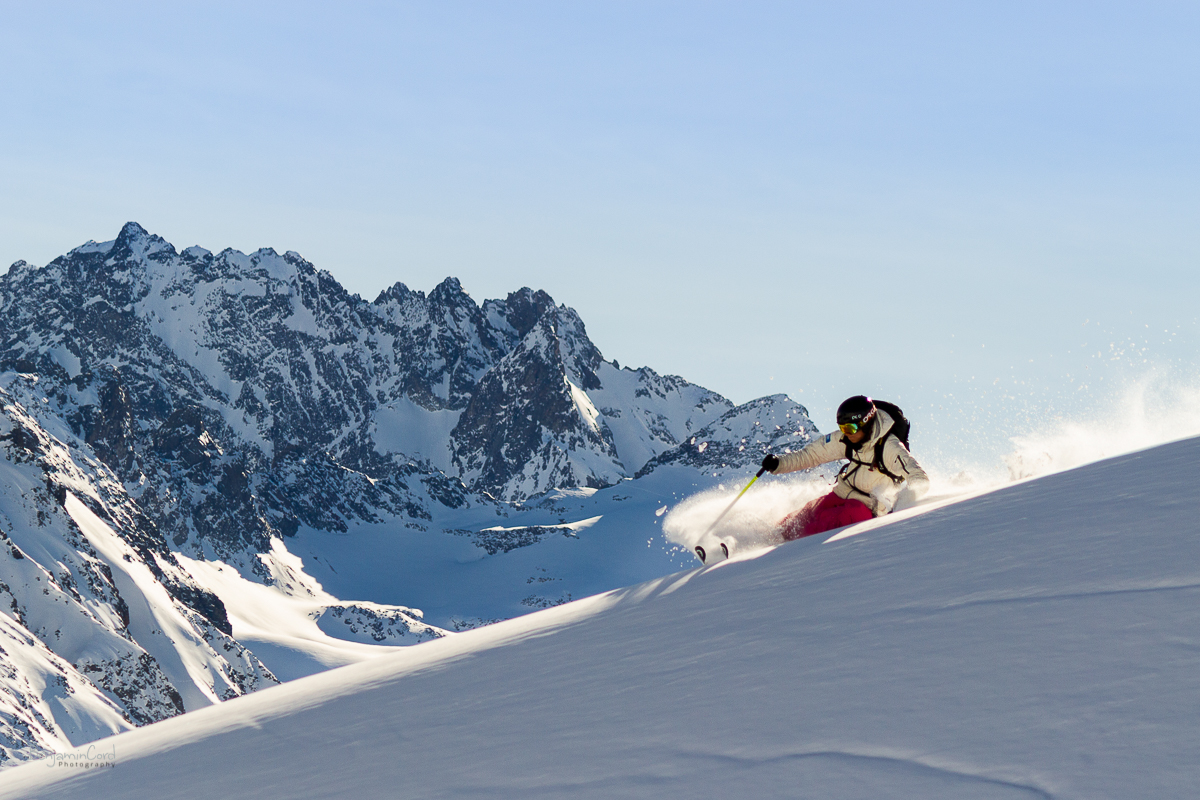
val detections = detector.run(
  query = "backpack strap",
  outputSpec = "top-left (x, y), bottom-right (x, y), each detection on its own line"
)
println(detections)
top-left (835, 456), bottom-right (874, 503)
top-left (839, 437), bottom-right (875, 491)
top-left (872, 430), bottom-right (903, 482)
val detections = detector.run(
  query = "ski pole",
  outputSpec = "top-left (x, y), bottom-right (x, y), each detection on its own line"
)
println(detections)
top-left (697, 467), bottom-right (766, 542)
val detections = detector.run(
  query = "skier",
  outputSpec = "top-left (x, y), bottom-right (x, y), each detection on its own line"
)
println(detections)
top-left (761, 395), bottom-right (930, 540)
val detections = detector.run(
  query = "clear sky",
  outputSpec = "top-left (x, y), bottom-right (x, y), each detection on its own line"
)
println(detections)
top-left (3, 2), bottom-right (1197, 466)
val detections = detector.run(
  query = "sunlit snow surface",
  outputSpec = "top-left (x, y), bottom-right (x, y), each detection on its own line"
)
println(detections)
top-left (5, 436), bottom-right (1200, 799)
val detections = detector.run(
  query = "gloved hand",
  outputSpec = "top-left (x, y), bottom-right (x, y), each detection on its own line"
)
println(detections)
top-left (761, 454), bottom-right (780, 473)
top-left (893, 485), bottom-right (919, 512)
top-left (870, 486), bottom-right (896, 516)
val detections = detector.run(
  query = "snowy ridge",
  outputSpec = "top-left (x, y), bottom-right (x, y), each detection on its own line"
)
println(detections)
top-left (5, 437), bottom-right (1199, 798)
top-left (0, 222), bottom-right (791, 523)
top-left (0, 606), bottom-right (130, 767)
top-left (0, 383), bottom-right (276, 764)
top-left (636, 392), bottom-right (820, 478)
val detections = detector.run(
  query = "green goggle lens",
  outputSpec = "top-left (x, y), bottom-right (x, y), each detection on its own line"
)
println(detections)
top-left (839, 422), bottom-right (862, 435)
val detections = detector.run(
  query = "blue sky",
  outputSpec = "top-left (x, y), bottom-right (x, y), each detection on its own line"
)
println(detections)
top-left (2, 2), bottom-right (1197, 464)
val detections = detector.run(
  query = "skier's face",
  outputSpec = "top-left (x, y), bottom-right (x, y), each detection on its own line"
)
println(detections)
top-left (839, 418), bottom-right (870, 444)
top-left (838, 410), bottom-right (874, 444)
top-left (844, 427), bottom-right (867, 444)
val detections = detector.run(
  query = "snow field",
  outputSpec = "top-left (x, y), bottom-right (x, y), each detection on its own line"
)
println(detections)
top-left (176, 553), bottom-right (417, 683)
top-left (5, 436), bottom-right (1199, 799)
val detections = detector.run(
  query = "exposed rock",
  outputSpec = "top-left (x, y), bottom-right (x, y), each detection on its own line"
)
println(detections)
top-left (315, 603), bottom-right (447, 646)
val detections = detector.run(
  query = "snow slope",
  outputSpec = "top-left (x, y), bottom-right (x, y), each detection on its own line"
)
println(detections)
top-left (5, 435), bottom-right (1198, 799)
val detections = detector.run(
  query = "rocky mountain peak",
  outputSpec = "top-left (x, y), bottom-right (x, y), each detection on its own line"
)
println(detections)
top-left (498, 287), bottom-right (557, 339)
top-left (372, 281), bottom-right (413, 306)
top-left (117, 219), bottom-right (150, 242)
top-left (428, 276), bottom-right (469, 306)
top-left (110, 220), bottom-right (176, 264)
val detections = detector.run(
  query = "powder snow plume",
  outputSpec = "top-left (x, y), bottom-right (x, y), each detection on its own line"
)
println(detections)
top-left (1002, 377), bottom-right (1200, 479)
top-left (662, 473), bottom-right (833, 554)
top-left (939, 373), bottom-right (1200, 488)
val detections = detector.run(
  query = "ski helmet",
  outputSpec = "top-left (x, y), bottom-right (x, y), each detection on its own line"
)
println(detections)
top-left (836, 395), bottom-right (876, 427)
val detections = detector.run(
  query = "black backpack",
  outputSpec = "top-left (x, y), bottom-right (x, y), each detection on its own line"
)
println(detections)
top-left (843, 399), bottom-right (911, 482)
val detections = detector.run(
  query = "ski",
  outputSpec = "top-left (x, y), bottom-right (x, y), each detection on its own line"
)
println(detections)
top-left (694, 539), bottom-right (730, 565)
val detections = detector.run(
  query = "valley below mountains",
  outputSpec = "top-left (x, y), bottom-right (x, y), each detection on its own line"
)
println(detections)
top-left (0, 223), bottom-right (818, 766)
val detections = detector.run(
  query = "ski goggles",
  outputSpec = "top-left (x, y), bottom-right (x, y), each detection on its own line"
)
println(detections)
top-left (838, 421), bottom-right (866, 435)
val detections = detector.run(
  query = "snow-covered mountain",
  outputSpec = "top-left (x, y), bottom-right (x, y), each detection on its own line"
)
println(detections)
top-left (4, 435), bottom-right (1196, 799)
top-left (0, 223), bottom-right (818, 766)
top-left (0, 380), bottom-right (275, 766)
top-left (0, 224), bottom-right (769, 520)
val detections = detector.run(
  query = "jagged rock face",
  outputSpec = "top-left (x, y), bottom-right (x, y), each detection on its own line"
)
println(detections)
top-left (451, 312), bottom-right (622, 501)
top-left (84, 376), bottom-right (136, 473)
top-left (314, 603), bottom-right (443, 645)
top-left (0, 610), bottom-right (130, 767)
top-left (0, 225), bottom-right (481, 558)
top-left (372, 277), bottom-right (509, 411)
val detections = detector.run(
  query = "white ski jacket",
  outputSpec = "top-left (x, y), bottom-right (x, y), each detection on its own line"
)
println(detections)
top-left (773, 409), bottom-right (930, 516)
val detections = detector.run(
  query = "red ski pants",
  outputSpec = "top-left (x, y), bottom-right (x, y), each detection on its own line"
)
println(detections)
top-left (779, 492), bottom-right (874, 541)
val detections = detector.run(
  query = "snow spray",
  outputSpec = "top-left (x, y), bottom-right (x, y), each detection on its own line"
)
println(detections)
top-left (663, 472), bottom-right (833, 555)
top-left (925, 373), bottom-right (1200, 490)
top-left (697, 469), bottom-right (764, 541)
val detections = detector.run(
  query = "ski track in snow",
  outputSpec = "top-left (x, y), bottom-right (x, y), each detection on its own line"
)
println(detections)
top-left (908, 581), bottom-right (1200, 614)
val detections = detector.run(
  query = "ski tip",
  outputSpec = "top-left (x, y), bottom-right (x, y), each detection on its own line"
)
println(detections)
top-left (695, 541), bottom-right (731, 565)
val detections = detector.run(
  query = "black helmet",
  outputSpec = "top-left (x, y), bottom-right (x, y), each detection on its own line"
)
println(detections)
top-left (836, 395), bottom-right (876, 427)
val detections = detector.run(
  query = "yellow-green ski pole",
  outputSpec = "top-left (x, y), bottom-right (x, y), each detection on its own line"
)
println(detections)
top-left (697, 467), bottom-right (766, 544)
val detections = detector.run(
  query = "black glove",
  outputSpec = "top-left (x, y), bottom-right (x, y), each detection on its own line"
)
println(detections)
top-left (761, 454), bottom-right (780, 473)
